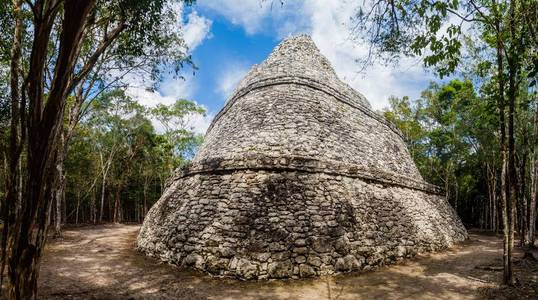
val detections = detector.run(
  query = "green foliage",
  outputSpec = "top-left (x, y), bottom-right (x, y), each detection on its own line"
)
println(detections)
top-left (85, 0), bottom-right (197, 84)
top-left (151, 99), bottom-right (206, 164)
top-left (385, 79), bottom-right (499, 225)
top-left (63, 89), bottom-right (205, 223)
top-left (354, 0), bottom-right (466, 77)
top-left (353, 0), bottom-right (537, 80)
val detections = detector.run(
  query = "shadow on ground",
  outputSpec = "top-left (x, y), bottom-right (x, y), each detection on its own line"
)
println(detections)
top-left (38, 225), bottom-right (531, 300)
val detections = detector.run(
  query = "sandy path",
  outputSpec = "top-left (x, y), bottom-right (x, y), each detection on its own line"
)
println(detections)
top-left (38, 225), bottom-right (513, 299)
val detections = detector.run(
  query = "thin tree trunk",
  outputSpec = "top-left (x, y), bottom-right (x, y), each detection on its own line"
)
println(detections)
top-left (527, 95), bottom-right (538, 247)
top-left (486, 163), bottom-right (498, 231)
top-left (518, 151), bottom-right (528, 246)
top-left (143, 175), bottom-right (148, 219)
top-left (493, 168), bottom-right (498, 232)
top-left (99, 170), bottom-right (106, 223)
top-left (503, 0), bottom-right (518, 285)
top-left (113, 183), bottom-right (123, 223)
top-left (75, 191), bottom-right (81, 225)
top-left (530, 165), bottom-right (538, 247)
top-left (91, 187), bottom-right (96, 224)
top-left (53, 130), bottom-right (66, 237)
top-left (492, 0), bottom-right (514, 284)
top-left (98, 143), bottom-right (117, 223)
top-left (62, 184), bottom-right (67, 225)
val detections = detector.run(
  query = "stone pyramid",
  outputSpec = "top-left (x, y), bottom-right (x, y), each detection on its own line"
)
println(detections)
top-left (137, 35), bottom-right (467, 279)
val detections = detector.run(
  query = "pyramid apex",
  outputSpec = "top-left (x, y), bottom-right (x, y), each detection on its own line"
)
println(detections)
top-left (279, 34), bottom-right (316, 44)
top-left (229, 34), bottom-right (371, 109)
top-left (266, 34), bottom-right (327, 65)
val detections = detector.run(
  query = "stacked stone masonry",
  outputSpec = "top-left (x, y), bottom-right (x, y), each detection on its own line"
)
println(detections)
top-left (137, 35), bottom-right (468, 279)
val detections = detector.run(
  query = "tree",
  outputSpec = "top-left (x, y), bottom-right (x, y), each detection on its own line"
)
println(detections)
top-left (51, 0), bottom-right (194, 237)
top-left (353, 0), bottom-right (536, 285)
top-left (385, 79), bottom-right (499, 227)
top-left (1, 0), bottom-right (195, 298)
top-left (59, 90), bottom-right (205, 225)
top-left (151, 99), bottom-right (206, 170)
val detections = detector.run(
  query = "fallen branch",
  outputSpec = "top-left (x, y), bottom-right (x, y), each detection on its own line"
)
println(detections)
top-left (475, 265), bottom-right (504, 271)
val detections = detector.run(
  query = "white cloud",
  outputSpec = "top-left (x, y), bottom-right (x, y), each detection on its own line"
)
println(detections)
top-left (125, 85), bottom-right (213, 135)
top-left (122, 6), bottom-right (214, 134)
top-left (198, 0), bottom-right (435, 110)
top-left (199, 0), bottom-right (272, 34)
top-left (122, 70), bottom-right (197, 107)
top-left (187, 112), bottom-right (214, 135)
top-left (125, 86), bottom-right (176, 107)
top-left (306, 0), bottom-right (429, 109)
top-left (302, 0), bottom-right (432, 110)
top-left (199, 0), bottom-right (307, 36)
top-left (216, 63), bottom-right (250, 99)
top-left (159, 75), bottom-right (197, 100)
top-left (183, 11), bottom-right (213, 50)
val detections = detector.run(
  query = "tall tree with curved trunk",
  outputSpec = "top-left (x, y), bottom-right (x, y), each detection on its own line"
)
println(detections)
top-left (4, 1), bottom-right (96, 297)
top-left (1, 0), bottom-right (195, 297)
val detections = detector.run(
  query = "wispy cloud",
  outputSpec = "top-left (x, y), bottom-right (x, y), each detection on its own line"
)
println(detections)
top-left (123, 7), bottom-right (214, 134)
top-left (125, 86), bottom-right (213, 135)
top-left (216, 63), bottom-right (250, 100)
top-left (183, 11), bottom-right (213, 50)
top-left (199, 0), bottom-right (272, 34)
top-left (199, 0), bottom-right (307, 36)
top-left (305, 0), bottom-right (430, 109)
top-left (198, 0), bottom-right (435, 110)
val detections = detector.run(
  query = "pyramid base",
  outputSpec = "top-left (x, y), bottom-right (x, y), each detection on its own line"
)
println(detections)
top-left (137, 169), bottom-right (467, 279)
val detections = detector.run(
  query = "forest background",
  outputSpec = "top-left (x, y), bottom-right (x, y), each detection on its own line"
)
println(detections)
top-left (0, 0), bottom-right (537, 298)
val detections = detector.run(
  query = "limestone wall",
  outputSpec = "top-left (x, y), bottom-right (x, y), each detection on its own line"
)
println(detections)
top-left (196, 84), bottom-right (422, 181)
top-left (137, 166), bottom-right (467, 279)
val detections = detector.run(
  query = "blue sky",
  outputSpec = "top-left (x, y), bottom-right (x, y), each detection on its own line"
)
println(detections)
top-left (126, 1), bottom-right (438, 134)
top-left (181, 13), bottom-right (277, 106)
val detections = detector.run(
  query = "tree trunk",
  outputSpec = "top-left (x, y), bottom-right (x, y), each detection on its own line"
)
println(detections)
top-left (527, 94), bottom-right (538, 247)
top-left (90, 187), bottom-right (97, 224)
top-left (143, 176), bottom-right (149, 220)
top-left (503, 1), bottom-right (518, 285)
top-left (2, 0), bottom-right (24, 294)
top-left (492, 3), bottom-right (514, 284)
top-left (492, 174), bottom-right (499, 233)
top-left (53, 130), bottom-right (66, 238)
top-left (486, 163), bottom-right (498, 231)
top-left (518, 151), bottom-right (528, 246)
top-left (530, 170), bottom-right (538, 246)
top-left (530, 155), bottom-right (538, 246)
top-left (75, 191), bottom-right (81, 225)
top-left (501, 149), bottom-right (513, 285)
top-left (99, 177), bottom-right (105, 223)
top-left (3, 2), bottom-right (96, 298)
top-left (113, 184), bottom-right (123, 223)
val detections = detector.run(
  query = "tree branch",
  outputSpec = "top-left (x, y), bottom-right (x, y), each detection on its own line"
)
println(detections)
top-left (70, 22), bottom-right (127, 90)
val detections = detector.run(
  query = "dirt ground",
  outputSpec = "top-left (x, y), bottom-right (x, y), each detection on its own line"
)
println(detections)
top-left (38, 225), bottom-right (537, 300)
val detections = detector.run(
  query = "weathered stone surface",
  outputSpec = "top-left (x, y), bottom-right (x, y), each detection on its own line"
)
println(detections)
top-left (137, 35), bottom-right (468, 280)
top-left (268, 261), bottom-right (293, 278)
top-left (298, 264), bottom-right (317, 277)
